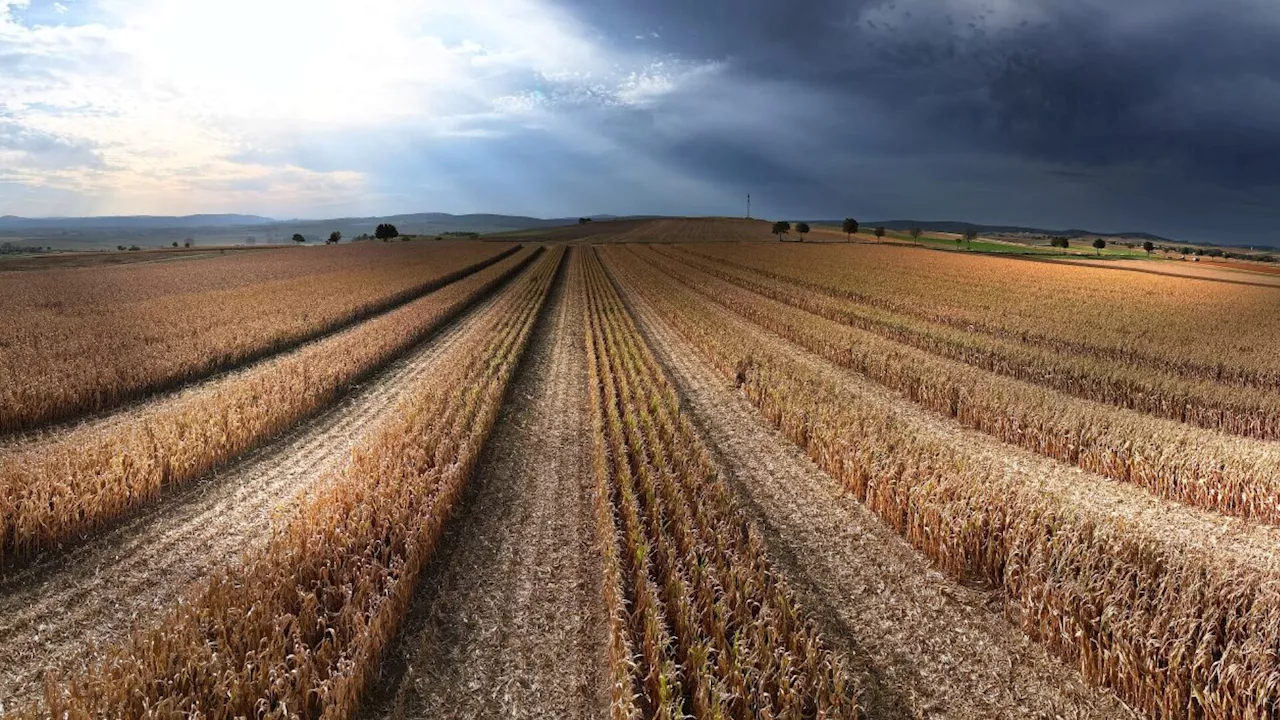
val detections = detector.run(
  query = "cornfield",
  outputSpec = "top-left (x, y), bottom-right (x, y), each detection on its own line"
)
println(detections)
top-left (0, 241), bottom-right (517, 434)
top-left (582, 248), bottom-right (860, 719)
top-left (628, 245), bottom-right (1280, 525)
top-left (682, 242), bottom-right (1280, 393)
top-left (603, 244), bottom-right (1280, 719)
top-left (660, 245), bottom-right (1280, 439)
top-left (29, 247), bottom-right (564, 718)
top-left (0, 246), bottom-right (540, 566)
top-left (7, 218), bottom-right (1280, 719)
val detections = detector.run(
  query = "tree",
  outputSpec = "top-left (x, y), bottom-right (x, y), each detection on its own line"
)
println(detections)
top-left (909, 227), bottom-right (922, 240)
top-left (171, 241), bottom-right (179, 248)
top-left (116, 245), bottom-right (126, 252)
top-left (184, 239), bottom-right (193, 248)
top-left (796, 222), bottom-right (810, 241)
top-left (771, 221), bottom-right (791, 241)
top-left (375, 223), bottom-right (399, 241)
top-left (1049, 236), bottom-right (1069, 249)
top-left (578, 217), bottom-right (593, 225)
top-left (874, 226), bottom-right (886, 240)
top-left (1143, 241), bottom-right (1154, 256)
top-left (1092, 238), bottom-right (1106, 255)
top-left (328, 231), bottom-right (342, 245)
top-left (841, 217), bottom-right (858, 241)
top-left (964, 227), bottom-right (979, 246)
top-left (292, 233), bottom-right (306, 244)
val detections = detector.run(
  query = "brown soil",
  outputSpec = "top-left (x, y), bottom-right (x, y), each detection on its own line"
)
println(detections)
top-left (359, 248), bottom-right (606, 720)
top-left (0, 289), bottom-right (511, 711)
top-left (615, 262), bottom-right (1140, 720)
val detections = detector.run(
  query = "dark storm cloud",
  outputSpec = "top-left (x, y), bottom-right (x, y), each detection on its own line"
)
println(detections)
top-left (550, 0), bottom-right (1280, 242)
top-left (567, 0), bottom-right (1280, 184)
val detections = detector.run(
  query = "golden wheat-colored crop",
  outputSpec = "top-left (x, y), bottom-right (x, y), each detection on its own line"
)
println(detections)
top-left (630, 245), bottom-right (1280, 526)
top-left (605, 245), bottom-right (1280, 720)
top-left (0, 241), bottom-right (518, 434)
top-left (582, 248), bottom-right (860, 719)
top-left (660, 245), bottom-right (1280, 440)
top-left (26, 247), bottom-right (564, 719)
top-left (683, 242), bottom-right (1280, 392)
top-left (0, 246), bottom-right (540, 566)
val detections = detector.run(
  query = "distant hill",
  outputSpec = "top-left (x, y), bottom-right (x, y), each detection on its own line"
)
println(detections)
top-left (0, 212), bottom-right (583, 249)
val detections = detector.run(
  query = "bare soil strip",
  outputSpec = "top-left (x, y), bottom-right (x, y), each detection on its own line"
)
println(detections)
top-left (615, 262), bottom-right (1137, 720)
top-left (0, 286), bottom-right (515, 711)
top-left (360, 248), bottom-right (607, 720)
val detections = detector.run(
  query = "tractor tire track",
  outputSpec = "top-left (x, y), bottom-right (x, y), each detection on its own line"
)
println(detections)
top-left (361, 248), bottom-right (607, 720)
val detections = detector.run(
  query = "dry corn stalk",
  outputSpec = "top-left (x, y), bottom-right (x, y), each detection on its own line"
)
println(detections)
top-left (583, 247), bottom-right (860, 719)
top-left (26, 247), bottom-right (565, 719)
top-left (0, 246), bottom-right (540, 567)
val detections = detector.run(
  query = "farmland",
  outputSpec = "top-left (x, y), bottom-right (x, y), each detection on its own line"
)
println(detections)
top-left (3, 219), bottom-right (1280, 719)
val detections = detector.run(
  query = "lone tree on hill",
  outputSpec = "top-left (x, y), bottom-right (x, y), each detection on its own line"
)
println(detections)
top-left (772, 221), bottom-right (791, 241)
top-left (171, 241), bottom-right (178, 247)
top-left (328, 231), bottom-right (342, 245)
top-left (910, 227), bottom-right (922, 240)
top-left (292, 233), bottom-right (306, 244)
top-left (963, 227), bottom-right (979, 246)
top-left (796, 222), bottom-right (810, 241)
top-left (842, 217), bottom-right (858, 241)
top-left (375, 223), bottom-right (399, 241)
top-left (578, 217), bottom-right (593, 225)
top-left (1143, 240), bottom-right (1154, 255)
top-left (874, 226), bottom-right (886, 240)
top-left (1093, 238), bottom-right (1107, 255)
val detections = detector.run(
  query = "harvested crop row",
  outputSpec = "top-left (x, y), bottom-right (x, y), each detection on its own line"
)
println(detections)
top-left (26, 247), bottom-right (564, 719)
top-left (662, 245), bottom-right (1280, 440)
top-left (681, 243), bottom-right (1280, 393)
top-left (603, 246), bottom-right (1280, 720)
top-left (0, 246), bottom-right (541, 567)
top-left (0, 241), bottom-right (518, 435)
top-left (582, 248), bottom-right (859, 719)
top-left (630, 245), bottom-right (1280, 526)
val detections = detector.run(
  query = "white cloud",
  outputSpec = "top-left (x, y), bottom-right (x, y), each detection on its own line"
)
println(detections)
top-left (0, 0), bottom-right (714, 215)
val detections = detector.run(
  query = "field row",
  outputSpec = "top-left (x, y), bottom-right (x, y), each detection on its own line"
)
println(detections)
top-left (664, 245), bottom-right (1280, 439)
top-left (27, 247), bottom-right (564, 717)
top-left (630, 245), bottom-right (1280, 526)
top-left (0, 246), bottom-right (541, 566)
top-left (603, 245), bottom-right (1280, 719)
top-left (683, 242), bottom-right (1280, 391)
top-left (0, 241), bottom-right (517, 434)
top-left (582, 248), bottom-right (859, 719)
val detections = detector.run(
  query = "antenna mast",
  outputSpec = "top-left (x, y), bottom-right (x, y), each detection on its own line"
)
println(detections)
top-left (746, 193), bottom-right (751, 219)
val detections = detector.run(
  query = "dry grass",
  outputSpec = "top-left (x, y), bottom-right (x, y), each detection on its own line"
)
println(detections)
top-left (0, 247), bottom-right (540, 567)
top-left (23, 247), bottom-right (564, 719)
top-left (582, 248), bottom-right (860, 719)
top-left (631, 245), bottom-right (1280, 526)
top-left (0, 241), bottom-right (517, 433)
top-left (605, 245), bottom-right (1280, 719)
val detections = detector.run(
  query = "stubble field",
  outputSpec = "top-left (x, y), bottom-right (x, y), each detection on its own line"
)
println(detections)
top-left (2, 219), bottom-right (1277, 719)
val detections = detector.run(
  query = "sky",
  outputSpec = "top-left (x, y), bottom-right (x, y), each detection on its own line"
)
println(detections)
top-left (1, 0), bottom-right (1279, 244)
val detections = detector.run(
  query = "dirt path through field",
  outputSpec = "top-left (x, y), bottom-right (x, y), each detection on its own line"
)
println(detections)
top-left (0, 286), bottom-right (513, 711)
top-left (360, 248), bottom-right (606, 720)
top-left (615, 261), bottom-right (1137, 720)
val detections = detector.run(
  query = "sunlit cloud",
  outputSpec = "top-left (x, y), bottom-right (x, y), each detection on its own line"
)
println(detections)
top-left (0, 0), bottom-right (715, 215)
